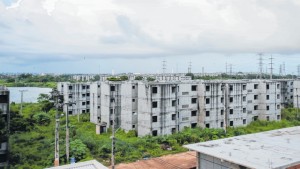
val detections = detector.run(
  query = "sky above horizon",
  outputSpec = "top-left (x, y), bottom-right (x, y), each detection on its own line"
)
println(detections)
top-left (0, 0), bottom-right (300, 74)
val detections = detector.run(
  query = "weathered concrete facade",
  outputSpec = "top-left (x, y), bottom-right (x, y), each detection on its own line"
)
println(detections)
top-left (0, 86), bottom-right (9, 168)
top-left (58, 79), bottom-right (299, 137)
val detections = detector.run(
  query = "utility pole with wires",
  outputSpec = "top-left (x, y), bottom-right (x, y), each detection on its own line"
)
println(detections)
top-left (297, 64), bottom-right (300, 78)
top-left (52, 89), bottom-right (61, 167)
top-left (258, 53), bottom-right (264, 79)
top-left (162, 59), bottom-right (167, 75)
top-left (19, 90), bottom-right (27, 115)
top-left (269, 55), bottom-right (274, 80)
top-left (65, 102), bottom-right (76, 164)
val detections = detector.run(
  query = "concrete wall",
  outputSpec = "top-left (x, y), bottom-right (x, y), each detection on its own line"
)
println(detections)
top-left (198, 153), bottom-right (249, 169)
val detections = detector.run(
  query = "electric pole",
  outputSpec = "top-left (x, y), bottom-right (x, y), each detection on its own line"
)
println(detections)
top-left (19, 90), bottom-right (27, 115)
top-left (162, 59), bottom-right (167, 75)
top-left (188, 61), bottom-right (192, 73)
top-left (65, 102), bottom-right (76, 164)
top-left (52, 90), bottom-right (60, 167)
top-left (297, 65), bottom-right (300, 78)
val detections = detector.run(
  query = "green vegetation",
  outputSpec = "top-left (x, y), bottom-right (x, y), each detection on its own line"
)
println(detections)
top-left (8, 97), bottom-right (300, 168)
top-left (134, 76), bottom-right (143, 80)
top-left (107, 76), bottom-right (129, 81)
top-left (147, 77), bottom-right (155, 81)
top-left (0, 73), bottom-right (74, 88)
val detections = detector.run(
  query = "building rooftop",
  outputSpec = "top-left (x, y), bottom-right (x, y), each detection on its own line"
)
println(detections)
top-left (45, 160), bottom-right (108, 169)
top-left (114, 151), bottom-right (196, 169)
top-left (184, 126), bottom-right (300, 169)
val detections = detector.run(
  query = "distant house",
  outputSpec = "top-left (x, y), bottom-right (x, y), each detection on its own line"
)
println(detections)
top-left (184, 126), bottom-right (300, 169)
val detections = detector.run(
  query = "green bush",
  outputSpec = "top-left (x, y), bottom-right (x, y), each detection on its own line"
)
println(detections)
top-left (33, 112), bottom-right (51, 126)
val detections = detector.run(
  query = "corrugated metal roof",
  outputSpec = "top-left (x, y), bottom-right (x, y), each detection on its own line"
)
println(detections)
top-left (45, 160), bottom-right (108, 169)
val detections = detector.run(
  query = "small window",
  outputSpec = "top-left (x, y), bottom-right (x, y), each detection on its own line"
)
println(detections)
top-left (69, 86), bottom-right (73, 90)
top-left (171, 128), bottom-right (176, 134)
top-left (98, 85), bottom-right (100, 88)
top-left (277, 115), bottom-right (281, 120)
top-left (152, 116), bottom-right (158, 122)
top-left (132, 99), bottom-right (136, 102)
top-left (229, 85), bottom-right (233, 91)
top-left (206, 111), bottom-right (210, 117)
top-left (82, 94), bottom-right (86, 97)
top-left (243, 108), bottom-right (246, 113)
top-left (98, 95), bottom-right (100, 98)
top-left (68, 111), bottom-right (73, 115)
top-left (230, 109), bottom-right (233, 114)
top-left (243, 119), bottom-right (246, 124)
top-left (254, 84), bottom-right (259, 89)
top-left (191, 98), bottom-right (197, 104)
top-left (221, 97), bottom-right (224, 103)
top-left (82, 102), bottom-right (86, 106)
top-left (243, 96), bottom-right (246, 102)
top-left (87, 93), bottom-right (90, 97)
top-left (206, 98), bottom-right (210, 104)
top-left (86, 85), bottom-right (90, 89)
top-left (172, 100), bottom-right (176, 107)
top-left (152, 130), bottom-right (158, 136)
top-left (266, 84), bottom-right (269, 90)
top-left (277, 104), bottom-right (280, 109)
top-left (205, 85), bottom-right (210, 92)
top-left (132, 125), bottom-right (135, 129)
top-left (191, 85), bottom-right (197, 91)
top-left (266, 116), bottom-right (270, 121)
top-left (254, 95), bottom-right (258, 100)
top-left (277, 84), bottom-right (280, 89)
top-left (110, 86), bottom-right (115, 91)
top-left (82, 85), bottom-right (86, 90)
top-left (152, 87), bottom-right (158, 94)
top-left (87, 101), bottom-right (90, 105)
top-left (191, 110), bottom-right (197, 116)
top-left (266, 95), bottom-right (270, 100)
top-left (191, 123), bottom-right (197, 128)
top-left (291, 89), bottom-right (293, 92)
top-left (110, 109), bottom-right (113, 114)
top-left (230, 121), bottom-right (233, 127)
top-left (220, 122), bottom-right (224, 127)
top-left (98, 106), bottom-right (100, 109)
top-left (253, 116), bottom-right (258, 121)
top-left (230, 97), bottom-right (233, 103)
top-left (254, 105), bottom-right (258, 110)
top-left (205, 123), bottom-right (210, 128)
top-left (266, 105), bottom-right (269, 111)
top-left (87, 109), bottom-right (90, 113)
top-left (69, 95), bottom-right (72, 99)
top-left (172, 86), bottom-right (176, 93)
top-left (132, 85), bottom-right (135, 89)
top-left (242, 84), bottom-right (246, 90)
top-left (172, 114), bottom-right (176, 120)
top-left (221, 109), bottom-right (224, 115)
top-left (152, 101), bottom-right (158, 108)
top-left (277, 94), bottom-right (280, 99)
top-left (82, 110), bottom-right (86, 113)
top-left (132, 112), bottom-right (137, 116)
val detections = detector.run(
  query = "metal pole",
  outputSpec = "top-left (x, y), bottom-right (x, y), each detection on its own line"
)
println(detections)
top-left (111, 99), bottom-right (115, 169)
top-left (297, 95), bottom-right (299, 118)
top-left (54, 93), bottom-right (60, 167)
top-left (66, 104), bottom-right (70, 164)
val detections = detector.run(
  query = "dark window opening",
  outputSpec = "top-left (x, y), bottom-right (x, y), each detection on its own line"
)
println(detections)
top-left (152, 87), bottom-right (158, 94)
top-left (205, 85), bottom-right (210, 92)
top-left (191, 123), bottom-right (197, 128)
top-left (230, 97), bottom-right (233, 103)
top-left (206, 111), bottom-right (210, 117)
top-left (152, 116), bottom-right (158, 122)
top-left (191, 110), bottom-right (197, 116)
top-left (152, 101), bottom-right (158, 108)
top-left (230, 121), bottom-right (233, 126)
top-left (191, 98), bottom-right (197, 104)
top-left (243, 119), bottom-right (246, 124)
top-left (152, 130), bottom-right (158, 136)
top-left (205, 123), bottom-right (210, 128)
top-left (110, 86), bottom-right (115, 91)
top-left (172, 100), bottom-right (176, 107)
top-left (230, 109), bottom-right (233, 114)
top-left (172, 114), bottom-right (176, 120)
top-left (191, 85), bottom-right (197, 91)
top-left (172, 86), bottom-right (176, 93)
top-left (254, 84), bottom-right (258, 89)
top-left (206, 98), bottom-right (210, 104)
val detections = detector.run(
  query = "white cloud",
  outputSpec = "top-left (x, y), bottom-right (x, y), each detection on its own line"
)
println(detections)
top-left (0, 0), bottom-right (300, 72)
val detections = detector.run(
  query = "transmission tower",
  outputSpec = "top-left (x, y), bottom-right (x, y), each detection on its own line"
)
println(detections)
top-left (269, 55), bottom-right (274, 80)
top-left (297, 64), bottom-right (300, 78)
top-left (162, 59), bottom-right (167, 74)
top-left (258, 53), bottom-right (264, 79)
top-left (19, 90), bottom-right (28, 115)
top-left (188, 61), bottom-right (192, 73)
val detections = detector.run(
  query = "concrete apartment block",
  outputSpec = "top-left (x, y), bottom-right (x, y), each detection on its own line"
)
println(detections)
top-left (58, 79), bottom-right (300, 137)
top-left (0, 86), bottom-right (10, 168)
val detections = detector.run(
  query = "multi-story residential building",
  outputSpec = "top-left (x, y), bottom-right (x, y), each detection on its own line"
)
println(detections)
top-left (58, 79), bottom-right (299, 137)
top-left (0, 86), bottom-right (9, 168)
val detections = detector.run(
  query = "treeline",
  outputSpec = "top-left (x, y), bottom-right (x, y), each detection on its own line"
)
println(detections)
top-left (8, 100), bottom-right (300, 169)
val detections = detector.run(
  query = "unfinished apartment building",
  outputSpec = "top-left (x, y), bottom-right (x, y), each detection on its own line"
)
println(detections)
top-left (0, 86), bottom-right (9, 168)
top-left (58, 79), bottom-right (296, 136)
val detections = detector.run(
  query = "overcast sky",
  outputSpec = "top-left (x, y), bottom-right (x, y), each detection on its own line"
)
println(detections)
top-left (0, 0), bottom-right (299, 74)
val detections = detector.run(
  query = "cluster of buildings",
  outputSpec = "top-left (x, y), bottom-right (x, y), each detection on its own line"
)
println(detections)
top-left (0, 86), bottom-right (10, 168)
top-left (57, 77), bottom-right (300, 137)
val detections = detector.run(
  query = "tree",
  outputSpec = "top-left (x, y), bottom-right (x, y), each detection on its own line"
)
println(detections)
top-left (37, 94), bottom-right (53, 113)
top-left (135, 76), bottom-right (143, 80)
top-left (120, 76), bottom-right (129, 81)
top-left (147, 77), bottom-right (155, 81)
top-left (33, 112), bottom-right (51, 126)
top-left (70, 139), bottom-right (88, 161)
